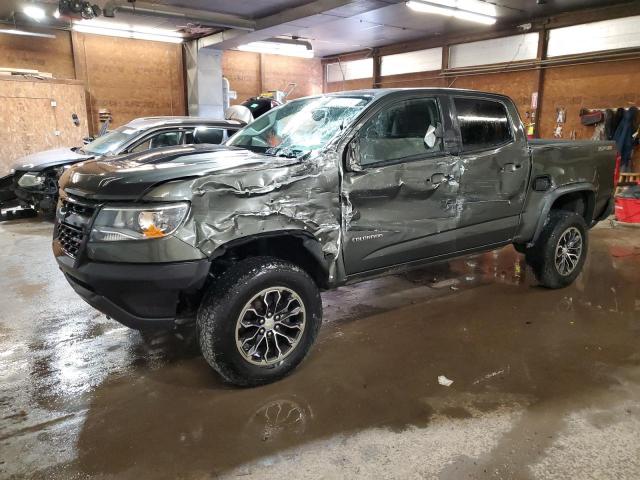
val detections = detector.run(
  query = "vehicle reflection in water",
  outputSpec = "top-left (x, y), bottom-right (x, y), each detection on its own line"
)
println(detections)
top-left (243, 395), bottom-right (313, 442)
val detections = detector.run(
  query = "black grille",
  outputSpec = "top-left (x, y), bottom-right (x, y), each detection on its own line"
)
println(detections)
top-left (56, 198), bottom-right (96, 259)
top-left (63, 200), bottom-right (94, 217)
top-left (58, 222), bottom-right (84, 258)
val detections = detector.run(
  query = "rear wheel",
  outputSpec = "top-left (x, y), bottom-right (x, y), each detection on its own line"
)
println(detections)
top-left (197, 257), bottom-right (322, 387)
top-left (525, 211), bottom-right (588, 288)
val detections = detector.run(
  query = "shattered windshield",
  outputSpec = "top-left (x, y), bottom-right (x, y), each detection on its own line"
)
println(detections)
top-left (227, 95), bottom-right (372, 158)
top-left (80, 126), bottom-right (139, 156)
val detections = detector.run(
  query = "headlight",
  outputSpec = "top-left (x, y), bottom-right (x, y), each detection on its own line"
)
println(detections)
top-left (52, 165), bottom-right (71, 177)
top-left (90, 202), bottom-right (190, 242)
top-left (17, 172), bottom-right (45, 188)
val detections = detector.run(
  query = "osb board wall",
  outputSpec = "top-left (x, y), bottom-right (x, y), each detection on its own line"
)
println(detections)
top-left (379, 72), bottom-right (444, 89)
top-left (261, 53), bottom-right (323, 99)
top-left (539, 59), bottom-right (640, 139)
top-left (222, 50), bottom-right (323, 104)
top-left (0, 78), bottom-right (88, 172)
top-left (72, 32), bottom-right (185, 134)
top-left (0, 27), bottom-right (75, 79)
top-left (222, 50), bottom-right (261, 105)
top-left (325, 78), bottom-right (374, 93)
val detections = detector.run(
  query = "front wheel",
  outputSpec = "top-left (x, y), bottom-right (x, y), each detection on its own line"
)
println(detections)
top-left (525, 211), bottom-right (588, 289)
top-left (197, 257), bottom-right (322, 387)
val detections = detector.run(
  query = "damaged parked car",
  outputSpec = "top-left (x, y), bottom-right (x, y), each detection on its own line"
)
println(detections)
top-left (53, 88), bottom-right (616, 387)
top-left (2, 117), bottom-right (244, 218)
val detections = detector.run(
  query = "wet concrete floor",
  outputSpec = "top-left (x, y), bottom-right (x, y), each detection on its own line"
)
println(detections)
top-left (0, 218), bottom-right (639, 479)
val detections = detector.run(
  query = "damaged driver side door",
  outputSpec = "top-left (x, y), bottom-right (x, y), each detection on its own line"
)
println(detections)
top-left (341, 94), bottom-right (461, 275)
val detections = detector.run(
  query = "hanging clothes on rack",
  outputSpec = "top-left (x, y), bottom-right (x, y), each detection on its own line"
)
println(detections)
top-left (613, 107), bottom-right (639, 172)
top-left (604, 109), bottom-right (615, 140)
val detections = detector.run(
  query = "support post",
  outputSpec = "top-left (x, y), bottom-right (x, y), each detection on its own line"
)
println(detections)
top-left (533, 28), bottom-right (548, 139)
top-left (185, 40), bottom-right (225, 118)
top-left (372, 48), bottom-right (381, 88)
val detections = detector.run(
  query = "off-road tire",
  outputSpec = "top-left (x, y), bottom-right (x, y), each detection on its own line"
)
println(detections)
top-left (525, 211), bottom-right (588, 289)
top-left (197, 256), bottom-right (322, 387)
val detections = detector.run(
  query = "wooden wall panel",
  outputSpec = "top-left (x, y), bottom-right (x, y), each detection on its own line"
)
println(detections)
top-left (0, 78), bottom-right (88, 172)
top-left (222, 50), bottom-right (323, 104)
top-left (222, 50), bottom-right (262, 105)
top-left (261, 54), bottom-right (323, 99)
top-left (539, 59), bottom-right (640, 139)
top-left (325, 78), bottom-right (374, 93)
top-left (0, 27), bottom-right (75, 79)
top-left (378, 72), bottom-right (445, 89)
top-left (72, 32), bottom-right (186, 134)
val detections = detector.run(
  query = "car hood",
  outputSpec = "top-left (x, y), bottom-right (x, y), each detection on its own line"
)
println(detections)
top-left (60, 144), bottom-right (301, 200)
top-left (12, 147), bottom-right (92, 173)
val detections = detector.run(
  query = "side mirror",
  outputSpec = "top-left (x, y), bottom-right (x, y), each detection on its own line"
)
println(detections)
top-left (346, 137), bottom-right (363, 172)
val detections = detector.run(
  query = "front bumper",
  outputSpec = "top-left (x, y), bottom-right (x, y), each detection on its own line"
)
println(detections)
top-left (55, 251), bottom-right (210, 330)
top-left (15, 185), bottom-right (55, 212)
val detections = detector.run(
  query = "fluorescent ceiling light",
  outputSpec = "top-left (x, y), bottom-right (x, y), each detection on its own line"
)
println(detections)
top-left (407, 0), bottom-right (497, 25)
top-left (72, 20), bottom-right (183, 43)
top-left (23, 4), bottom-right (46, 21)
top-left (0, 28), bottom-right (56, 38)
top-left (238, 38), bottom-right (314, 58)
top-left (432, 0), bottom-right (496, 16)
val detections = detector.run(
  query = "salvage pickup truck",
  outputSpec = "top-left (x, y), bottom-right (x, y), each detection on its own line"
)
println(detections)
top-left (53, 88), bottom-right (616, 386)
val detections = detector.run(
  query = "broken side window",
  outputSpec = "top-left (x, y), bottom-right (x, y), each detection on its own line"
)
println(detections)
top-left (359, 97), bottom-right (443, 166)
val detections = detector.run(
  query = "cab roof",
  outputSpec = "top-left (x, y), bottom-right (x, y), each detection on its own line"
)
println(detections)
top-left (124, 116), bottom-right (245, 130)
top-left (320, 87), bottom-right (513, 102)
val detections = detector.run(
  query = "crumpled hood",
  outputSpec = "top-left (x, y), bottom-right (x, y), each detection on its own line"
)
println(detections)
top-left (12, 147), bottom-right (91, 173)
top-left (60, 144), bottom-right (300, 200)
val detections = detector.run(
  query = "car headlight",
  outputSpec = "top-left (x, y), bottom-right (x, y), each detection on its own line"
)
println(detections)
top-left (90, 202), bottom-right (190, 242)
top-left (17, 172), bottom-right (45, 188)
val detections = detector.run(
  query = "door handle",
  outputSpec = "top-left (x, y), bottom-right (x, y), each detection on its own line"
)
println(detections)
top-left (501, 163), bottom-right (521, 173)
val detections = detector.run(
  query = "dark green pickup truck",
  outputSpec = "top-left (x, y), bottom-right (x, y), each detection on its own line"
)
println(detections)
top-left (53, 88), bottom-right (616, 386)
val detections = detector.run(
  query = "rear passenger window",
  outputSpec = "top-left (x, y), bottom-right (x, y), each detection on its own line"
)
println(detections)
top-left (359, 97), bottom-right (442, 166)
top-left (129, 131), bottom-right (183, 153)
top-left (454, 98), bottom-right (512, 152)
